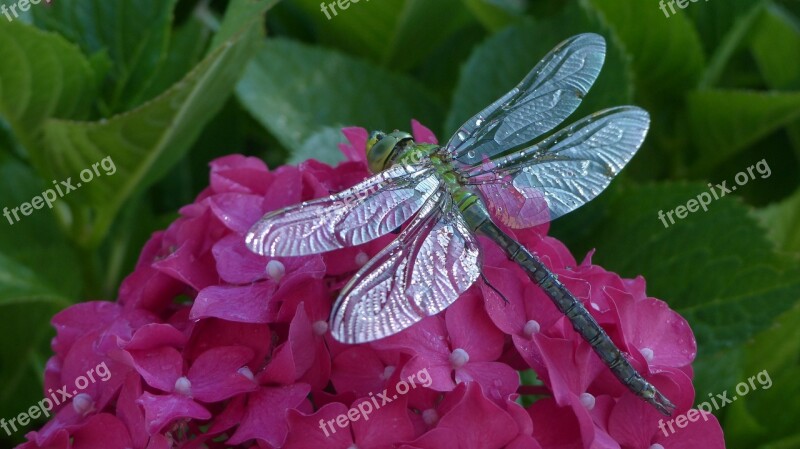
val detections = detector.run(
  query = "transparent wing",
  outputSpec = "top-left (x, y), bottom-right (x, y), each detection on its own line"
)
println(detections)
top-left (446, 33), bottom-right (606, 166)
top-left (469, 107), bottom-right (650, 229)
top-left (330, 191), bottom-right (481, 344)
top-left (246, 164), bottom-right (439, 256)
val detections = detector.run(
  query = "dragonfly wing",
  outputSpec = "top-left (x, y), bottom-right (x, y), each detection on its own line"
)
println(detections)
top-left (446, 33), bottom-right (606, 166)
top-left (472, 107), bottom-right (650, 228)
top-left (330, 191), bottom-right (481, 344)
top-left (246, 164), bottom-right (439, 256)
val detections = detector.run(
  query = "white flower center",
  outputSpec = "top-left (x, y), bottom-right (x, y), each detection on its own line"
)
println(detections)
top-left (174, 376), bottom-right (192, 396)
top-left (312, 320), bottom-right (329, 336)
top-left (266, 260), bottom-right (285, 282)
top-left (640, 347), bottom-right (655, 363)
top-left (523, 320), bottom-right (541, 337)
top-left (580, 392), bottom-right (596, 410)
top-left (238, 366), bottom-right (255, 381)
top-left (422, 408), bottom-right (439, 426)
top-left (355, 251), bottom-right (369, 266)
top-left (72, 393), bottom-right (95, 416)
top-left (449, 348), bottom-right (469, 369)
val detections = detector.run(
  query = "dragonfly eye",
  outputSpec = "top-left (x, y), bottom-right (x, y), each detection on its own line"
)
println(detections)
top-left (366, 130), bottom-right (412, 173)
top-left (368, 131), bottom-right (386, 145)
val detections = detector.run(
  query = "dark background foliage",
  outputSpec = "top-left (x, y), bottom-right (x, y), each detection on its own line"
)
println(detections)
top-left (1, 0), bottom-right (799, 446)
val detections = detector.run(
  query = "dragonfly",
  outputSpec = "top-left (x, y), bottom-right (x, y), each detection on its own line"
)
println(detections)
top-left (246, 33), bottom-right (675, 416)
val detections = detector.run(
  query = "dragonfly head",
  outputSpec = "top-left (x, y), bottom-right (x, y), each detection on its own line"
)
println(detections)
top-left (366, 130), bottom-right (414, 173)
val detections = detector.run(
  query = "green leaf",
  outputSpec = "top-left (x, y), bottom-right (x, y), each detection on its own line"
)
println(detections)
top-left (236, 38), bottom-right (444, 159)
top-left (32, 0), bottom-right (177, 112)
top-left (750, 3), bottom-right (800, 158)
top-left (0, 155), bottom-right (82, 296)
top-left (758, 433), bottom-right (800, 449)
top-left (0, 298), bottom-right (66, 424)
top-left (586, 0), bottom-right (705, 102)
top-left (723, 302), bottom-right (800, 448)
top-left (461, 0), bottom-right (526, 31)
top-left (0, 155), bottom-right (75, 427)
top-left (0, 21), bottom-right (97, 146)
top-left (288, 0), bottom-right (473, 71)
top-left (290, 126), bottom-right (349, 166)
top-left (688, 0), bottom-right (764, 50)
top-left (30, 0), bottom-right (277, 247)
top-left (751, 3), bottom-right (800, 90)
top-left (288, 0), bottom-right (401, 64)
top-left (139, 13), bottom-right (212, 102)
top-left (691, 0), bottom-right (767, 87)
top-left (444, 4), bottom-right (632, 136)
top-left (753, 187), bottom-right (800, 254)
top-left (381, 0), bottom-right (474, 71)
top-left (687, 90), bottom-right (800, 172)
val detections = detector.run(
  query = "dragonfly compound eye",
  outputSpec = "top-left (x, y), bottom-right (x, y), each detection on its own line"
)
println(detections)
top-left (366, 130), bottom-right (413, 173)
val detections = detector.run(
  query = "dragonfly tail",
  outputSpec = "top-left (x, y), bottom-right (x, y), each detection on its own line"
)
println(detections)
top-left (463, 203), bottom-right (676, 416)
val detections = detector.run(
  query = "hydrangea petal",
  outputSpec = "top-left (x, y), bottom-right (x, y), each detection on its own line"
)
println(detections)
top-left (188, 346), bottom-right (257, 402)
top-left (136, 392), bottom-right (211, 435)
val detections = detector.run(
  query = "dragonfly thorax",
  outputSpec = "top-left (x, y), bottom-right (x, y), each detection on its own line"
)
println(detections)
top-left (366, 130), bottom-right (414, 173)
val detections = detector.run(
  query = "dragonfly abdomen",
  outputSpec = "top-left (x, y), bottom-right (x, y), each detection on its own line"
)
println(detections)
top-left (460, 201), bottom-right (675, 416)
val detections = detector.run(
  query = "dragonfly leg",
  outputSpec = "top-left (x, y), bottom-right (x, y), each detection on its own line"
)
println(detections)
top-left (467, 208), bottom-right (676, 416)
top-left (480, 272), bottom-right (510, 304)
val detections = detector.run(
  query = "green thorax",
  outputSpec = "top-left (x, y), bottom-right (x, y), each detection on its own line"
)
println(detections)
top-left (394, 143), bottom-right (481, 212)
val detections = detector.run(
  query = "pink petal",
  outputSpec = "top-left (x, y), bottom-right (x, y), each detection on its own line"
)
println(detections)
top-left (207, 394), bottom-right (246, 435)
top-left (126, 346), bottom-right (183, 393)
top-left (412, 383), bottom-right (517, 449)
top-left (137, 392), bottom-right (211, 435)
top-left (258, 342), bottom-right (299, 385)
top-left (57, 332), bottom-right (130, 411)
top-left (227, 384), bottom-right (312, 446)
top-left (331, 347), bottom-right (393, 397)
top-left (445, 291), bottom-right (505, 362)
top-left (188, 346), bottom-right (257, 402)
top-left (183, 319), bottom-right (271, 369)
top-left (263, 166), bottom-right (307, 211)
top-left (339, 127), bottom-right (369, 162)
top-left (191, 282), bottom-right (279, 323)
top-left (115, 374), bottom-right (147, 449)
top-left (207, 193), bottom-right (265, 234)
top-left (285, 305), bottom-right (331, 389)
top-left (411, 120), bottom-right (438, 144)
top-left (530, 335), bottom-right (603, 404)
top-left (351, 395), bottom-right (415, 447)
top-left (144, 434), bottom-right (172, 449)
top-left (70, 414), bottom-right (133, 449)
top-left (50, 302), bottom-right (121, 357)
top-left (124, 323), bottom-right (187, 350)
top-left (455, 361), bottom-right (519, 403)
top-left (653, 407), bottom-right (724, 449)
top-left (528, 398), bottom-right (586, 449)
top-left (209, 155), bottom-right (270, 195)
top-left (151, 212), bottom-right (223, 291)
top-left (283, 403), bottom-right (354, 449)
top-left (614, 291), bottom-right (697, 368)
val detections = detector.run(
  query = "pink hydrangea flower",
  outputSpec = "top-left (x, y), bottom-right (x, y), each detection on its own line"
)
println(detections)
top-left (17, 121), bottom-right (724, 449)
